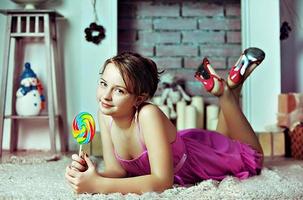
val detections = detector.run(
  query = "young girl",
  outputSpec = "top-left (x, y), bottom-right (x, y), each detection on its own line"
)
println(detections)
top-left (65, 49), bottom-right (265, 194)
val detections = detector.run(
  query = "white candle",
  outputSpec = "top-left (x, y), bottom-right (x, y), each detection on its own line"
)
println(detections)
top-left (184, 105), bottom-right (197, 129)
top-left (206, 104), bottom-right (219, 130)
top-left (159, 105), bottom-right (170, 118)
top-left (191, 96), bottom-right (204, 129)
top-left (207, 118), bottom-right (218, 131)
top-left (176, 101), bottom-right (186, 130)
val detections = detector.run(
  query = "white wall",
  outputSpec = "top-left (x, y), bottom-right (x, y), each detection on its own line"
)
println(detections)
top-left (0, 0), bottom-right (117, 151)
top-left (280, 0), bottom-right (303, 93)
top-left (241, 0), bottom-right (281, 132)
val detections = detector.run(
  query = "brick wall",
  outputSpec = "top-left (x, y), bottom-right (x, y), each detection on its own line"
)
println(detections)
top-left (118, 0), bottom-right (241, 103)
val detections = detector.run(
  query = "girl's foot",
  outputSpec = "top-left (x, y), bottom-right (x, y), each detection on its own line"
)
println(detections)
top-left (227, 47), bottom-right (265, 88)
top-left (195, 58), bottom-right (224, 96)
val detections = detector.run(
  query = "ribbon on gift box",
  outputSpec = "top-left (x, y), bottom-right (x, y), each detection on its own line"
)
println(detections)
top-left (277, 108), bottom-right (303, 130)
top-left (277, 93), bottom-right (303, 129)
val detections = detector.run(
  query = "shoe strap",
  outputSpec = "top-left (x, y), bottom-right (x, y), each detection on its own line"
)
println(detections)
top-left (209, 74), bottom-right (223, 81)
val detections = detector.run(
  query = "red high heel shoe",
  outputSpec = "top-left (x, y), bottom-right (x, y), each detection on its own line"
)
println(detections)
top-left (227, 47), bottom-right (265, 88)
top-left (194, 58), bottom-right (224, 96)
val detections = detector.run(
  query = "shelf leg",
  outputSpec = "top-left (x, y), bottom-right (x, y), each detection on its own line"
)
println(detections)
top-left (0, 16), bottom-right (12, 157)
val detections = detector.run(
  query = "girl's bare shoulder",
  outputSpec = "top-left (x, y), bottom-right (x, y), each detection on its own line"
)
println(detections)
top-left (138, 103), bottom-right (162, 118)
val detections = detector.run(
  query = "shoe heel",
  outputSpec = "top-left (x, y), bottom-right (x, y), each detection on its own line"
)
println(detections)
top-left (228, 47), bottom-right (265, 88)
top-left (244, 47), bottom-right (265, 64)
top-left (195, 57), bottom-right (223, 96)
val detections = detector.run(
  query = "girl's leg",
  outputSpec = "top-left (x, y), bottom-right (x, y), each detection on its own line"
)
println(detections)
top-left (195, 51), bottom-right (263, 153)
top-left (216, 47), bottom-right (265, 141)
top-left (216, 86), bottom-right (242, 136)
top-left (218, 82), bottom-right (263, 154)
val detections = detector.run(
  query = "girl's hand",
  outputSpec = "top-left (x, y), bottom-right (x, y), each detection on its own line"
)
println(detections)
top-left (65, 154), bottom-right (101, 194)
top-left (70, 152), bottom-right (87, 172)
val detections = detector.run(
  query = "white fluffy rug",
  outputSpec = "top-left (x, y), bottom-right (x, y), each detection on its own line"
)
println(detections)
top-left (1, 152), bottom-right (303, 200)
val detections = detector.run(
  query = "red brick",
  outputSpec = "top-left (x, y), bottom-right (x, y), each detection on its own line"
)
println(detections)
top-left (154, 18), bottom-right (197, 30)
top-left (184, 57), bottom-right (227, 69)
top-left (182, 2), bottom-right (224, 17)
top-left (158, 68), bottom-right (228, 83)
top-left (119, 19), bottom-right (152, 30)
top-left (182, 31), bottom-right (224, 43)
top-left (137, 2), bottom-right (180, 17)
top-left (118, 31), bottom-right (137, 44)
top-left (225, 3), bottom-right (241, 16)
top-left (226, 31), bottom-right (241, 43)
top-left (200, 44), bottom-right (241, 57)
top-left (198, 18), bottom-right (240, 31)
top-left (119, 43), bottom-right (154, 56)
top-left (226, 18), bottom-right (241, 30)
top-left (199, 18), bottom-right (226, 30)
top-left (156, 45), bottom-right (198, 56)
top-left (138, 31), bottom-right (180, 44)
top-left (151, 57), bottom-right (182, 68)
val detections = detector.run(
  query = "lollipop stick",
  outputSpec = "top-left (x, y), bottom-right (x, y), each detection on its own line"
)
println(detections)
top-left (79, 144), bottom-right (83, 157)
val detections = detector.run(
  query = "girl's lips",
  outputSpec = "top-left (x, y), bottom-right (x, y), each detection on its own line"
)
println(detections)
top-left (101, 102), bottom-right (113, 108)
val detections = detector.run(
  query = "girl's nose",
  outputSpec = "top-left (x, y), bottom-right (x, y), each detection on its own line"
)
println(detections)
top-left (103, 88), bottom-right (112, 100)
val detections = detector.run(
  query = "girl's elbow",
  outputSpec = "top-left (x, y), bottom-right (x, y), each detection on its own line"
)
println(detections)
top-left (162, 180), bottom-right (174, 191)
top-left (154, 178), bottom-right (174, 192)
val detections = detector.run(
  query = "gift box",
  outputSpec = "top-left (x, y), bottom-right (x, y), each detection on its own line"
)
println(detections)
top-left (257, 131), bottom-right (285, 157)
top-left (278, 93), bottom-right (299, 113)
top-left (288, 122), bottom-right (303, 160)
top-left (277, 93), bottom-right (303, 128)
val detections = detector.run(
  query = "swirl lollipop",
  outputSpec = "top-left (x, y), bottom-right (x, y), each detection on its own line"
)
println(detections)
top-left (72, 112), bottom-right (96, 154)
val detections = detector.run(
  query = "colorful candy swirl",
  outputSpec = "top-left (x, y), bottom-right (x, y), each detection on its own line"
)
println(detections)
top-left (72, 112), bottom-right (95, 144)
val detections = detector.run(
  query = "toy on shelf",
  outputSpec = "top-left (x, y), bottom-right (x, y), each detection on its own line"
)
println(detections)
top-left (15, 62), bottom-right (45, 116)
top-left (72, 112), bottom-right (96, 154)
top-left (158, 73), bottom-right (191, 119)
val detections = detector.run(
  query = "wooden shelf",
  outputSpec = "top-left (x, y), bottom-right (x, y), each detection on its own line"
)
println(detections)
top-left (4, 115), bottom-right (59, 120)
top-left (0, 9), bottom-right (68, 157)
top-left (0, 9), bottom-right (63, 17)
top-left (10, 33), bottom-right (45, 37)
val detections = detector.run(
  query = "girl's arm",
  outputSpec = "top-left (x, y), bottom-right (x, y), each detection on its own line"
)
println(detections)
top-left (99, 104), bottom-right (174, 193)
top-left (66, 105), bottom-right (175, 194)
top-left (97, 110), bottom-right (127, 178)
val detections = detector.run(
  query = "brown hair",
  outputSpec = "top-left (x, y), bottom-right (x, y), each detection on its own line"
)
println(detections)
top-left (100, 52), bottom-right (163, 99)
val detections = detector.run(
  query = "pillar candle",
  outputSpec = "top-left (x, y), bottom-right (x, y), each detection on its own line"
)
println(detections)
top-left (191, 96), bottom-right (204, 129)
top-left (207, 118), bottom-right (218, 131)
top-left (184, 105), bottom-right (197, 129)
top-left (206, 104), bottom-right (219, 130)
top-left (176, 101), bottom-right (186, 130)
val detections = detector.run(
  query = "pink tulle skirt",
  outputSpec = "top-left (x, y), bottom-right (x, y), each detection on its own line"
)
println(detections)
top-left (174, 129), bottom-right (263, 185)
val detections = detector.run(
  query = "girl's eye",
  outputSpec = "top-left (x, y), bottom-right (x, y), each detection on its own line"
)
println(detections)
top-left (99, 81), bottom-right (107, 87)
top-left (114, 88), bottom-right (125, 94)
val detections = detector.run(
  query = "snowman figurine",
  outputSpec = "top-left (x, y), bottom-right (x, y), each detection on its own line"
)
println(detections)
top-left (16, 62), bottom-right (45, 116)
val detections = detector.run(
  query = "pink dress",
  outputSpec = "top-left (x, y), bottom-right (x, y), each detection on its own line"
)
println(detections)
top-left (112, 121), bottom-right (263, 185)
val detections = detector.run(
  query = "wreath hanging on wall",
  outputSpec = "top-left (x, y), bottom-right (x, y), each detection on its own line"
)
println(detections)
top-left (84, 0), bottom-right (106, 45)
top-left (85, 22), bottom-right (105, 45)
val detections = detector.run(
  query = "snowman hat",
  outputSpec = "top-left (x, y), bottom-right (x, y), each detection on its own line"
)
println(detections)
top-left (20, 62), bottom-right (37, 80)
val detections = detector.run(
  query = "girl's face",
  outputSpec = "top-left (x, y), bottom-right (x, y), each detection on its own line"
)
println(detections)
top-left (96, 63), bottom-right (137, 117)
